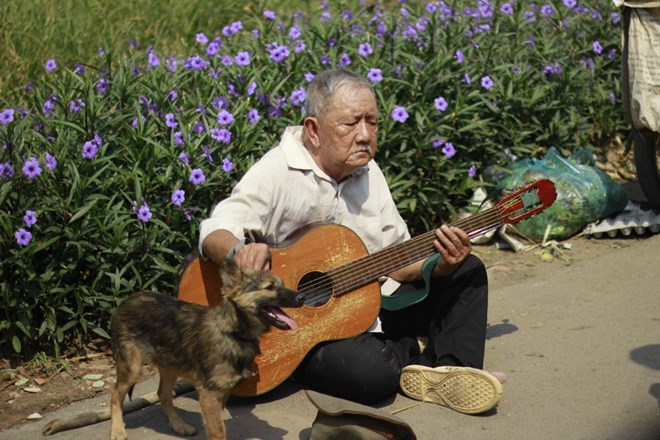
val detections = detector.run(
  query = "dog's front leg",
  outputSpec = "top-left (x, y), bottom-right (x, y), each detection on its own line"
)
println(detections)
top-left (197, 386), bottom-right (228, 440)
top-left (110, 382), bottom-right (129, 440)
top-left (157, 368), bottom-right (197, 436)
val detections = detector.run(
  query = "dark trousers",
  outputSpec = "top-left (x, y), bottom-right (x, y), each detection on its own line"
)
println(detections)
top-left (293, 255), bottom-right (489, 404)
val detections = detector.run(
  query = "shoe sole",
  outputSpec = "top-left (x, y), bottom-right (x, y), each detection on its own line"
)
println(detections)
top-left (399, 366), bottom-right (503, 414)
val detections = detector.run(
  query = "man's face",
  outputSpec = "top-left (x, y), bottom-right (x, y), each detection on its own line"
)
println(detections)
top-left (314, 83), bottom-right (378, 181)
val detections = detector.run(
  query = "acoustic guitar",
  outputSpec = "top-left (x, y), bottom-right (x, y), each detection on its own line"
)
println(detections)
top-left (178, 178), bottom-right (557, 396)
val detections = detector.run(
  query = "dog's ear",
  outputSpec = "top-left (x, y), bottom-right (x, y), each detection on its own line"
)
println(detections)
top-left (216, 257), bottom-right (244, 290)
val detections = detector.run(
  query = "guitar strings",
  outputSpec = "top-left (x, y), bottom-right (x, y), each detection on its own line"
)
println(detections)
top-left (298, 205), bottom-right (506, 304)
top-left (297, 204), bottom-right (507, 305)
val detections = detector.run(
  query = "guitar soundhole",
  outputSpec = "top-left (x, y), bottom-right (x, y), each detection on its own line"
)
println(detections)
top-left (297, 271), bottom-right (334, 307)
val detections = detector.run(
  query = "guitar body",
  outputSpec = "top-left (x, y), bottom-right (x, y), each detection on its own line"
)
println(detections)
top-left (178, 224), bottom-right (381, 396)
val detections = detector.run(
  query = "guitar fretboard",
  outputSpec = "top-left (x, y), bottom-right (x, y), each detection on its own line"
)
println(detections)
top-left (318, 204), bottom-right (505, 297)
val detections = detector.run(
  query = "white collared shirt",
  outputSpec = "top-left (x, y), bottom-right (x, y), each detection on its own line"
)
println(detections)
top-left (199, 126), bottom-right (410, 254)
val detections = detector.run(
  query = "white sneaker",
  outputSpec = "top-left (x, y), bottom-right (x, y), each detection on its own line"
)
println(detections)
top-left (399, 365), bottom-right (503, 414)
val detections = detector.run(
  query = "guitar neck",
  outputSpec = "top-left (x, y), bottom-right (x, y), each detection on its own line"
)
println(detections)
top-left (327, 205), bottom-right (503, 296)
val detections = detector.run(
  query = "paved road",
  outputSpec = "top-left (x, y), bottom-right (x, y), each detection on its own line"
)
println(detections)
top-left (3, 234), bottom-right (659, 440)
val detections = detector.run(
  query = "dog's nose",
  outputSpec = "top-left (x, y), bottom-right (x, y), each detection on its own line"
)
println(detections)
top-left (295, 293), bottom-right (305, 304)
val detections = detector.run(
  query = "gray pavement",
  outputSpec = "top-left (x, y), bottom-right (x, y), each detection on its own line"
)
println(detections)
top-left (2, 234), bottom-right (659, 440)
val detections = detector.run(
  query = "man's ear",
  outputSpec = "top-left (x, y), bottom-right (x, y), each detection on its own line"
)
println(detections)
top-left (303, 116), bottom-right (321, 148)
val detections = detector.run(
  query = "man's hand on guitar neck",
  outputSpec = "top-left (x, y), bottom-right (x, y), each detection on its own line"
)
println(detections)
top-left (431, 225), bottom-right (472, 276)
top-left (389, 225), bottom-right (472, 282)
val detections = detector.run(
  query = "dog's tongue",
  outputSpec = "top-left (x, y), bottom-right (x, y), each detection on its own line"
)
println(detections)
top-left (265, 306), bottom-right (298, 330)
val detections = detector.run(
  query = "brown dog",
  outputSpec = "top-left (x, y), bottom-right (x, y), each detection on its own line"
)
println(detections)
top-left (109, 257), bottom-right (304, 440)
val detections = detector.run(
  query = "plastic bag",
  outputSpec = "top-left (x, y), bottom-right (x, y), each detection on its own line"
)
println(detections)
top-left (496, 147), bottom-right (629, 240)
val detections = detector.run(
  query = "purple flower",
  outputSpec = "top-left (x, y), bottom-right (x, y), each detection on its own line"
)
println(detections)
top-left (222, 157), bottom-right (234, 172)
top-left (96, 78), bottom-right (109, 94)
top-left (193, 122), bottom-right (206, 134)
top-left (148, 52), bottom-right (160, 67)
top-left (540, 4), bottom-right (554, 17)
top-left (267, 43), bottom-right (290, 63)
top-left (264, 10), bottom-right (276, 19)
top-left (211, 128), bottom-right (232, 144)
top-left (42, 97), bottom-right (56, 115)
top-left (171, 189), bottom-right (186, 206)
top-left (82, 141), bottom-right (99, 159)
top-left (184, 55), bottom-right (209, 71)
top-left (434, 97), bottom-right (448, 112)
top-left (562, 0), bottom-right (576, 8)
top-left (189, 168), bottom-right (206, 185)
top-left (23, 210), bottom-right (37, 227)
top-left (454, 50), bottom-right (464, 64)
top-left (390, 106), bottom-right (409, 123)
top-left (248, 109), bottom-right (260, 124)
top-left (289, 26), bottom-right (301, 40)
top-left (196, 33), bottom-right (208, 44)
top-left (174, 131), bottom-right (184, 146)
top-left (442, 142), bottom-right (456, 158)
top-left (22, 157), bottom-right (42, 179)
top-left (1, 162), bottom-right (15, 180)
top-left (593, 41), bottom-right (603, 55)
top-left (217, 110), bottom-right (234, 125)
top-left (45, 153), bottom-right (57, 170)
top-left (481, 76), bottom-right (494, 90)
top-left (165, 113), bottom-right (178, 128)
top-left (206, 41), bottom-right (221, 56)
top-left (500, 3), bottom-right (513, 14)
top-left (246, 82), bottom-right (257, 96)
top-left (137, 202), bottom-right (152, 223)
top-left (235, 51), bottom-right (251, 66)
top-left (464, 73), bottom-right (472, 85)
top-left (69, 99), bottom-right (82, 112)
top-left (340, 53), bottom-right (351, 66)
top-left (15, 228), bottom-right (32, 246)
top-left (432, 138), bottom-right (445, 149)
top-left (359, 42), bottom-right (373, 56)
top-left (367, 68), bottom-right (382, 83)
top-left (468, 165), bottom-right (477, 177)
top-left (178, 152), bottom-right (190, 164)
top-left (45, 59), bottom-right (57, 72)
top-left (0, 108), bottom-right (14, 125)
top-left (213, 96), bottom-right (229, 110)
top-left (290, 87), bottom-right (306, 106)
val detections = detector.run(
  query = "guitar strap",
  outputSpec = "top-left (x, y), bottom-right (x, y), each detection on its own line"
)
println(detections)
top-left (380, 254), bottom-right (441, 311)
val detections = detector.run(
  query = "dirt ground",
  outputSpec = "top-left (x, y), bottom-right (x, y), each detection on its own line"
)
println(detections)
top-left (0, 229), bottom-right (651, 433)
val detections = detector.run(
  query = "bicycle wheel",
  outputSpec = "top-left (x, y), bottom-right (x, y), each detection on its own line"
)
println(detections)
top-left (633, 129), bottom-right (660, 209)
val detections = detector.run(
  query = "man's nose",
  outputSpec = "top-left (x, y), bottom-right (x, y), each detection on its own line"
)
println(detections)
top-left (356, 120), bottom-right (371, 142)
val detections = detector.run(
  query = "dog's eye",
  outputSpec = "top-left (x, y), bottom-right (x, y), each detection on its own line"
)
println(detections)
top-left (263, 282), bottom-right (275, 290)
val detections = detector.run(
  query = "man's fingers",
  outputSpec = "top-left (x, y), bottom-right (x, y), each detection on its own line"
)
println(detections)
top-left (235, 243), bottom-right (271, 271)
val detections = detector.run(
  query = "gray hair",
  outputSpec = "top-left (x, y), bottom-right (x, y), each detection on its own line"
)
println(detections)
top-left (305, 69), bottom-right (375, 120)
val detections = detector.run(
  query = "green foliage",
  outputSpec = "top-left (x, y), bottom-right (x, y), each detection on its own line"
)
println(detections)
top-left (0, 0), bottom-right (626, 358)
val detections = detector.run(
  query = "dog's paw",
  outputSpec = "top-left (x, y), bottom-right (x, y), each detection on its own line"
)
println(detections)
top-left (170, 421), bottom-right (197, 436)
top-left (110, 431), bottom-right (128, 440)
